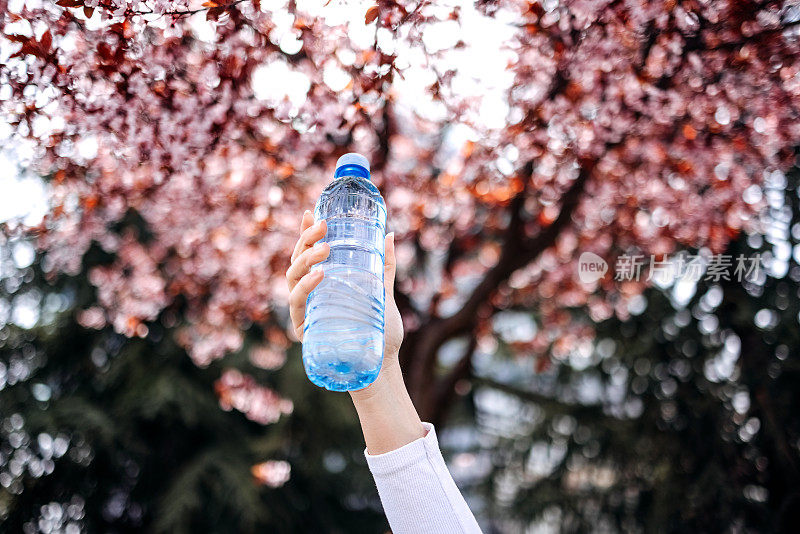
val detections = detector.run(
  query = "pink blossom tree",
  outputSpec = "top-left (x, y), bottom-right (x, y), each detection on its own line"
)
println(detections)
top-left (2, 0), bottom-right (799, 422)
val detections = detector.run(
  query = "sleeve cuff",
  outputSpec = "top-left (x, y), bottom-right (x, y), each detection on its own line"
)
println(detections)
top-left (364, 422), bottom-right (438, 476)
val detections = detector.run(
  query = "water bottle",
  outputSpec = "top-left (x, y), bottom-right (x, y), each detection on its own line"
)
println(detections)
top-left (302, 153), bottom-right (387, 391)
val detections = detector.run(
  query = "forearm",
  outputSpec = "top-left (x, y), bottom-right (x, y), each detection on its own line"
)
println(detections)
top-left (349, 359), bottom-right (426, 455)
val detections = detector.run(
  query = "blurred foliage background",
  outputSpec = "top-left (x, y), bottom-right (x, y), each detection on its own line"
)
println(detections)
top-left (476, 164), bottom-right (800, 533)
top-left (0, 235), bottom-right (389, 533)
top-left (2, 166), bottom-right (799, 532)
top-left (3, 0), bottom-right (800, 532)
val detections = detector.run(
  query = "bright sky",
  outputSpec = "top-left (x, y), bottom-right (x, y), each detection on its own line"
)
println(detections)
top-left (0, 128), bottom-right (47, 226)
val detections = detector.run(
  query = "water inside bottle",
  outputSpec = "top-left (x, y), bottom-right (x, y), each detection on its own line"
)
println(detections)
top-left (302, 168), bottom-right (387, 391)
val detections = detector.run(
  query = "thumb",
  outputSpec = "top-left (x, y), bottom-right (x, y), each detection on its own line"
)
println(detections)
top-left (384, 232), bottom-right (396, 297)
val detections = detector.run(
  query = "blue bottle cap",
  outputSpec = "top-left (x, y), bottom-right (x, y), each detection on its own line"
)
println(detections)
top-left (334, 153), bottom-right (370, 179)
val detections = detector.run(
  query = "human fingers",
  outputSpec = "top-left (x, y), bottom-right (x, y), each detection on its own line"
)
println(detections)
top-left (299, 209), bottom-right (314, 233)
top-left (288, 269), bottom-right (324, 339)
top-left (384, 232), bottom-right (396, 298)
top-left (291, 218), bottom-right (327, 264)
top-left (286, 242), bottom-right (329, 292)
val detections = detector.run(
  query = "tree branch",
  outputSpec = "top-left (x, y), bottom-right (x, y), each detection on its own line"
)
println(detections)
top-left (405, 155), bottom-right (597, 413)
top-left (440, 157), bottom-right (594, 341)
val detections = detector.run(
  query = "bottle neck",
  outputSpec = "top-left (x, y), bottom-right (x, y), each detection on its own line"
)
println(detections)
top-left (334, 164), bottom-right (370, 180)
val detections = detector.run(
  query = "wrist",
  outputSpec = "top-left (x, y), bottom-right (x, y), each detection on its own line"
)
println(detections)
top-left (349, 354), bottom-right (402, 404)
top-left (348, 353), bottom-right (425, 454)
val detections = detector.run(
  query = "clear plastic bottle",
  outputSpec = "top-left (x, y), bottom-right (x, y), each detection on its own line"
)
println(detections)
top-left (302, 153), bottom-right (387, 391)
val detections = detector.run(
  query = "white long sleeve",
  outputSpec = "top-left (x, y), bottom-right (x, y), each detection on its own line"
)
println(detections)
top-left (365, 422), bottom-right (482, 533)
